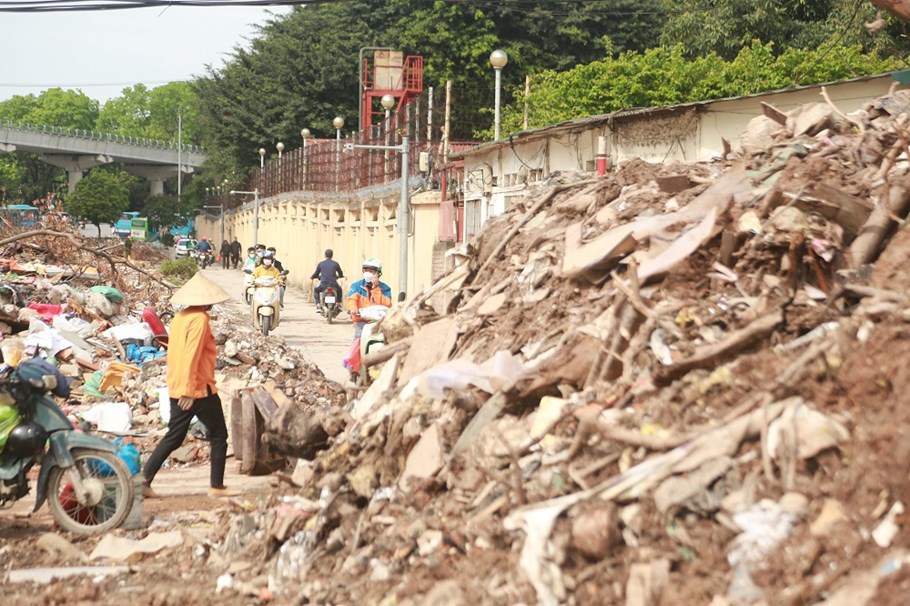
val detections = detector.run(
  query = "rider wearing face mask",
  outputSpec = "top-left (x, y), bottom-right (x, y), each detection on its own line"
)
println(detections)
top-left (242, 247), bottom-right (258, 272)
top-left (345, 258), bottom-right (392, 338)
top-left (252, 251), bottom-right (282, 280)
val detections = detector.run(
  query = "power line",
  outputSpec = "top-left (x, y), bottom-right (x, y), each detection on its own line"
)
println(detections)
top-left (0, 0), bottom-right (351, 12)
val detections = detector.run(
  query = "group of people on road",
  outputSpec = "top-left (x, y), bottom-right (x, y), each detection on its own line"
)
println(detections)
top-left (197, 237), bottom-right (394, 336)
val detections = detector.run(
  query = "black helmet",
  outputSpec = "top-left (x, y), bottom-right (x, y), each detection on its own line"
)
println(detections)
top-left (325, 249), bottom-right (333, 258)
top-left (6, 422), bottom-right (47, 457)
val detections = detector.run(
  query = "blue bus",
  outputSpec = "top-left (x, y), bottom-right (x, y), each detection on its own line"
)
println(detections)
top-left (0, 205), bottom-right (39, 229)
top-left (113, 211), bottom-right (141, 238)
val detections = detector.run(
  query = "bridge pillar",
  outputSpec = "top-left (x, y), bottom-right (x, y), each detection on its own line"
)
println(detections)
top-left (41, 154), bottom-right (113, 192)
top-left (0, 143), bottom-right (15, 154)
top-left (122, 165), bottom-right (192, 196)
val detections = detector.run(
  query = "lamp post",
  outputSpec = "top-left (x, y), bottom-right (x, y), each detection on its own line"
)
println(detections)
top-left (259, 147), bottom-right (266, 169)
top-left (333, 116), bottom-right (344, 192)
top-left (276, 141), bottom-right (284, 159)
top-left (301, 128), bottom-right (311, 190)
top-left (381, 94), bottom-right (395, 181)
top-left (231, 189), bottom-right (260, 247)
top-left (343, 136), bottom-right (410, 299)
top-left (490, 49), bottom-right (508, 141)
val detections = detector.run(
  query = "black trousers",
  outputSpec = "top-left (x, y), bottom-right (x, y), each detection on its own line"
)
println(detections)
top-left (142, 392), bottom-right (228, 488)
top-left (221, 252), bottom-right (230, 269)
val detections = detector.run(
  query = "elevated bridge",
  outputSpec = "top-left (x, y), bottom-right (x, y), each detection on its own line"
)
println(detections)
top-left (0, 120), bottom-right (206, 194)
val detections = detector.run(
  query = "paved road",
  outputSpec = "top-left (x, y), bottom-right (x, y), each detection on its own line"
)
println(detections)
top-left (200, 264), bottom-right (354, 385)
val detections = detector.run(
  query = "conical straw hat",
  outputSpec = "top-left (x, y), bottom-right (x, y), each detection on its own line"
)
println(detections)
top-left (170, 272), bottom-right (230, 306)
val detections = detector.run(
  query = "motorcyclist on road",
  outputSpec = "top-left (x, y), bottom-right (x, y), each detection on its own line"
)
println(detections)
top-left (345, 258), bottom-right (391, 339)
top-left (252, 251), bottom-right (282, 281)
top-left (242, 248), bottom-right (258, 272)
top-left (266, 247), bottom-right (287, 308)
top-left (197, 237), bottom-right (211, 254)
top-left (311, 249), bottom-right (344, 313)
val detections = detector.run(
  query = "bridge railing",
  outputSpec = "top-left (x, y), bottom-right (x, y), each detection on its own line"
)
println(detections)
top-left (0, 119), bottom-right (204, 154)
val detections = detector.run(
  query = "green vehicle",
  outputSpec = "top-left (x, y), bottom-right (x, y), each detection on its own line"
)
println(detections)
top-left (129, 217), bottom-right (150, 241)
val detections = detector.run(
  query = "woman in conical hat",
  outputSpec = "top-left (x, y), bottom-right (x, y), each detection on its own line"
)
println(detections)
top-left (169, 272), bottom-right (230, 307)
top-left (142, 272), bottom-right (240, 498)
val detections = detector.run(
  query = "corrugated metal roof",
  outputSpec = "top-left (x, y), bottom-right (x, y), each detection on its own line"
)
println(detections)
top-left (451, 71), bottom-right (902, 159)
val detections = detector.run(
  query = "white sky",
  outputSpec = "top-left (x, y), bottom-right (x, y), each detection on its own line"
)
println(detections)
top-left (0, 4), bottom-right (291, 104)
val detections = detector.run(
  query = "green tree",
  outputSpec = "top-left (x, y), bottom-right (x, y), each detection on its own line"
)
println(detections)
top-left (498, 41), bottom-right (903, 134)
top-left (96, 84), bottom-right (151, 137)
top-left (66, 170), bottom-right (129, 237)
top-left (143, 194), bottom-right (195, 233)
top-left (659, 0), bottom-right (910, 60)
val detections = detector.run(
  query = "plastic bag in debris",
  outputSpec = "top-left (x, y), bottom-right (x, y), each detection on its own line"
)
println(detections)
top-left (103, 322), bottom-right (154, 347)
top-left (418, 350), bottom-right (526, 399)
top-left (52, 314), bottom-right (94, 338)
top-left (359, 305), bottom-right (390, 322)
top-left (125, 344), bottom-right (166, 365)
top-left (23, 327), bottom-right (75, 358)
top-left (26, 303), bottom-right (63, 323)
top-left (727, 499), bottom-right (795, 569)
top-left (343, 338), bottom-right (362, 372)
top-left (81, 402), bottom-right (132, 434)
top-left (90, 285), bottom-right (124, 304)
top-left (83, 370), bottom-right (105, 398)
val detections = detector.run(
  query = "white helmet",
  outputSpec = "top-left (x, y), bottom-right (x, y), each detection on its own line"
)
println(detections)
top-left (362, 258), bottom-right (382, 272)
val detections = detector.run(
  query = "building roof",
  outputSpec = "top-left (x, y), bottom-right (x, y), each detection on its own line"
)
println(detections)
top-left (451, 71), bottom-right (905, 160)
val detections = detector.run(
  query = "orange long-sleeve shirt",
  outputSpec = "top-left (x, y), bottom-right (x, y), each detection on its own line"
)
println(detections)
top-left (166, 307), bottom-right (217, 399)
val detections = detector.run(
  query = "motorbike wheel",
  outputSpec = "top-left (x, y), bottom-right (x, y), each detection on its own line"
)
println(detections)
top-left (261, 315), bottom-right (271, 336)
top-left (326, 306), bottom-right (334, 325)
top-left (46, 448), bottom-right (135, 535)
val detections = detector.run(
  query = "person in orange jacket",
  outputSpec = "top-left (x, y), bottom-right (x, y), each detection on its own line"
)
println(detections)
top-left (345, 257), bottom-right (392, 338)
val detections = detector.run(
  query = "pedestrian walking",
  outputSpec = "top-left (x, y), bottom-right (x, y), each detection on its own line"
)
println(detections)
top-left (230, 237), bottom-right (242, 269)
top-left (220, 239), bottom-right (231, 269)
top-left (141, 272), bottom-right (241, 499)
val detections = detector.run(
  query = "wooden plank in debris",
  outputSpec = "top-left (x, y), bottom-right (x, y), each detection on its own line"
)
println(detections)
top-left (761, 102), bottom-right (788, 126)
top-left (797, 184), bottom-right (875, 235)
top-left (656, 174), bottom-right (692, 194)
top-left (239, 392), bottom-right (260, 475)
top-left (399, 318), bottom-right (458, 386)
top-left (263, 380), bottom-right (292, 408)
top-left (231, 392), bottom-right (243, 462)
top-left (562, 222), bottom-right (637, 283)
top-left (249, 386), bottom-right (280, 420)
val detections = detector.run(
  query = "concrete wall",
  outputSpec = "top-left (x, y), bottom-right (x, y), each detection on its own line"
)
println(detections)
top-left (195, 189), bottom-right (441, 301)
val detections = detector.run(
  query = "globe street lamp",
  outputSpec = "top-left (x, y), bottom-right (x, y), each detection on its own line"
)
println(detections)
top-left (276, 141), bottom-right (284, 159)
top-left (259, 147), bottom-right (266, 169)
top-left (490, 49), bottom-right (508, 141)
top-left (333, 116), bottom-right (345, 192)
top-left (301, 128), bottom-right (311, 190)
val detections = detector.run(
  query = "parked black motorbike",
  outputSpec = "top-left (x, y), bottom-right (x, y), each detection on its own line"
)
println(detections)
top-left (0, 359), bottom-right (134, 534)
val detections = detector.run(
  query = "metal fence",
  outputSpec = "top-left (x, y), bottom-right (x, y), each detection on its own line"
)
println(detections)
top-left (218, 90), bottom-right (480, 210)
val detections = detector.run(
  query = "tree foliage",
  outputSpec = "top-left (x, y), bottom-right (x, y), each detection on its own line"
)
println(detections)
top-left (660, 0), bottom-right (910, 59)
top-left (143, 194), bottom-right (196, 233)
top-left (66, 170), bottom-right (129, 236)
top-left (499, 41), bottom-right (904, 134)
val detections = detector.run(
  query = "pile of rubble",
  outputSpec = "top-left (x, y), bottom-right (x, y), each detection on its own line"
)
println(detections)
top-left (192, 90), bottom-right (910, 605)
top-left (0, 228), bottom-right (344, 463)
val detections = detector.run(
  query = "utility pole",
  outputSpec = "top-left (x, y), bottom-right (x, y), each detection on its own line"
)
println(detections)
top-left (344, 137), bottom-right (410, 299)
top-left (177, 109), bottom-right (182, 202)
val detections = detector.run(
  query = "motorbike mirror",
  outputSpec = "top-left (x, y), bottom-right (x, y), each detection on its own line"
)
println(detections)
top-left (281, 270), bottom-right (289, 276)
